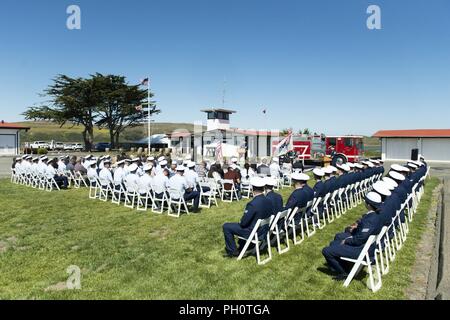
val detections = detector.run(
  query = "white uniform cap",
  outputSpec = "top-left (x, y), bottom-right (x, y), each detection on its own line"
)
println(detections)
top-left (373, 181), bottom-right (392, 197)
top-left (41, 156), bottom-right (48, 161)
top-left (313, 168), bottom-right (325, 177)
top-left (128, 164), bottom-right (138, 172)
top-left (158, 156), bottom-right (165, 162)
top-left (391, 164), bottom-right (410, 173)
top-left (366, 192), bottom-right (382, 204)
top-left (124, 158), bottom-right (132, 163)
top-left (171, 160), bottom-right (178, 165)
top-left (367, 162), bottom-right (375, 168)
top-left (131, 158), bottom-right (140, 163)
top-left (116, 160), bottom-right (125, 166)
top-left (383, 177), bottom-right (398, 190)
top-left (341, 164), bottom-right (351, 172)
top-left (328, 166), bottom-right (338, 172)
top-left (355, 163), bottom-right (364, 169)
top-left (103, 159), bottom-right (111, 164)
top-left (87, 160), bottom-right (96, 167)
top-left (160, 160), bottom-right (168, 166)
top-left (32, 157), bottom-right (39, 162)
top-left (264, 177), bottom-right (278, 187)
top-left (347, 162), bottom-right (355, 168)
top-left (143, 164), bottom-right (153, 172)
top-left (148, 157), bottom-right (155, 161)
top-left (231, 157), bottom-right (238, 163)
top-left (26, 155), bottom-right (33, 160)
top-left (188, 161), bottom-right (196, 168)
top-left (272, 157), bottom-right (279, 163)
top-left (292, 172), bottom-right (310, 182)
top-left (389, 171), bottom-right (405, 181)
top-left (323, 167), bottom-right (334, 174)
top-left (230, 164), bottom-right (238, 170)
top-left (406, 163), bottom-right (418, 169)
top-left (176, 166), bottom-right (185, 172)
top-left (250, 177), bottom-right (266, 188)
top-left (185, 155), bottom-right (192, 160)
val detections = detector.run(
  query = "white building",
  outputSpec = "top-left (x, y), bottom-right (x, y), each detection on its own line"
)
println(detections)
top-left (0, 121), bottom-right (30, 156)
top-left (374, 129), bottom-right (450, 163)
top-left (169, 109), bottom-right (280, 162)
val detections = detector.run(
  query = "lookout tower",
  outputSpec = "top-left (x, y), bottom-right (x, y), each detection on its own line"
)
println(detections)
top-left (201, 108), bottom-right (236, 131)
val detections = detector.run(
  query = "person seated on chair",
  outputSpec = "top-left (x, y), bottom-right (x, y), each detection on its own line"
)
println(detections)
top-left (242, 162), bottom-right (256, 180)
top-left (185, 161), bottom-right (200, 191)
top-left (124, 163), bottom-right (140, 193)
top-left (257, 158), bottom-right (271, 176)
top-left (46, 158), bottom-right (68, 189)
top-left (138, 164), bottom-right (153, 196)
top-left (222, 177), bottom-right (274, 257)
top-left (87, 161), bottom-right (99, 181)
top-left (269, 157), bottom-right (282, 178)
top-left (322, 192), bottom-right (383, 280)
top-left (312, 167), bottom-right (326, 218)
top-left (224, 164), bottom-right (242, 199)
top-left (284, 172), bottom-right (314, 224)
top-left (169, 166), bottom-right (201, 213)
top-left (264, 177), bottom-right (283, 216)
top-left (113, 160), bottom-right (127, 190)
top-left (99, 159), bottom-right (114, 189)
top-left (153, 168), bottom-right (170, 203)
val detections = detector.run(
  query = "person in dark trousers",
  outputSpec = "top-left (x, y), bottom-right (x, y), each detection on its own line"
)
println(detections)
top-left (222, 177), bottom-right (273, 257)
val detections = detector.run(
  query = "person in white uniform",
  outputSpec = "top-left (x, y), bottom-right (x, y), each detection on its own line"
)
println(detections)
top-left (124, 163), bottom-right (140, 193)
top-left (113, 160), bottom-right (127, 190)
top-left (169, 167), bottom-right (200, 212)
top-left (138, 164), bottom-right (153, 195)
top-left (99, 159), bottom-right (114, 188)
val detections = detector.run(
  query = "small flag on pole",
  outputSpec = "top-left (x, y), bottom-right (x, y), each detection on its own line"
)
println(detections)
top-left (140, 78), bottom-right (149, 86)
top-left (215, 141), bottom-right (223, 162)
top-left (262, 108), bottom-right (267, 115)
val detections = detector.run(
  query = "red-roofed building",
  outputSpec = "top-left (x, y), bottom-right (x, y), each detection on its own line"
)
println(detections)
top-left (373, 129), bottom-right (450, 163)
top-left (0, 121), bottom-right (30, 156)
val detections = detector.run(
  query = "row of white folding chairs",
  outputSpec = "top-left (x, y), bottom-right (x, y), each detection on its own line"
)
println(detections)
top-left (88, 177), bottom-right (219, 218)
top-left (341, 174), bottom-right (427, 292)
top-left (236, 173), bottom-right (382, 265)
top-left (10, 168), bottom-right (61, 192)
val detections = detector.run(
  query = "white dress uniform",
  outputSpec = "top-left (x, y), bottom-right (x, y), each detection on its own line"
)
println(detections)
top-left (270, 162), bottom-right (281, 178)
top-left (124, 173), bottom-right (139, 193)
top-left (169, 174), bottom-right (189, 196)
top-left (113, 167), bottom-right (127, 187)
top-left (38, 162), bottom-right (47, 175)
top-left (138, 174), bottom-right (153, 195)
top-left (184, 169), bottom-right (199, 190)
top-left (58, 161), bottom-right (66, 172)
top-left (46, 164), bottom-right (57, 179)
top-left (99, 168), bottom-right (114, 186)
top-left (31, 163), bottom-right (39, 175)
top-left (152, 173), bottom-right (169, 195)
top-left (87, 167), bottom-right (99, 180)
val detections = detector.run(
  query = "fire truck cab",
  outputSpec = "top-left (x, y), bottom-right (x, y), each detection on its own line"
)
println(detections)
top-left (325, 136), bottom-right (364, 166)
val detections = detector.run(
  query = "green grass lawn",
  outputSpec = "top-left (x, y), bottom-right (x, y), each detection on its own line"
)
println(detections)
top-left (0, 177), bottom-right (439, 300)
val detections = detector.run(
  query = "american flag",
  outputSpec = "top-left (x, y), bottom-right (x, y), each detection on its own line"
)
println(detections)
top-left (215, 141), bottom-right (223, 162)
top-left (140, 78), bottom-right (149, 86)
top-left (274, 132), bottom-right (293, 157)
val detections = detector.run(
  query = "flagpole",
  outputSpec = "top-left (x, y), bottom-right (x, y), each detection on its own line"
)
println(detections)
top-left (147, 79), bottom-right (151, 156)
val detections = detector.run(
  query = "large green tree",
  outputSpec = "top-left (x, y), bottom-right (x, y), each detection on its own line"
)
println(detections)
top-left (23, 75), bottom-right (101, 151)
top-left (23, 74), bottom-right (159, 150)
top-left (93, 74), bottom-right (159, 148)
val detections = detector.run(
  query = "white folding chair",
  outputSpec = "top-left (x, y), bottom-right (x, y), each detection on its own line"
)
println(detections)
top-left (341, 235), bottom-right (382, 293)
top-left (89, 178), bottom-right (99, 199)
top-left (199, 182), bottom-right (218, 208)
top-left (268, 209), bottom-right (291, 254)
top-left (221, 179), bottom-right (239, 203)
top-left (237, 217), bottom-right (273, 265)
top-left (168, 188), bottom-right (190, 218)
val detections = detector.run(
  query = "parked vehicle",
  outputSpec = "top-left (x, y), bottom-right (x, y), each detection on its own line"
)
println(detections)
top-left (30, 141), bottom-right (49, 150)
top-left (48, 141), bottom-right (65, 151)
top-left (63, 143), bottom-right (84, 151)
top-left (94, 142), bottom-right (112, 152)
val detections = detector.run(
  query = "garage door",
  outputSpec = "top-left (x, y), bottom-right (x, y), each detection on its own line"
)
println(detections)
top-left (0, 134), bottom-right (16, 155)
top-left (386, 138), bottom-right (418, 160)
top-left (422, 138), bottom-right (450, 162)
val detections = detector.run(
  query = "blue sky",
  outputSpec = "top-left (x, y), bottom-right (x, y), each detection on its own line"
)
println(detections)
top-left (0, 0), bottom-right (449, 135)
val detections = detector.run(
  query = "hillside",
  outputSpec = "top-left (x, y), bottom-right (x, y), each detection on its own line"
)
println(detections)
top-left (16, 121), bottom-right (203, 144)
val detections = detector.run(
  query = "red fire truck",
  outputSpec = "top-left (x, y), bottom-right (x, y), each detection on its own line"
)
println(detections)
top-left (275, 134), bottom-right (365, 166)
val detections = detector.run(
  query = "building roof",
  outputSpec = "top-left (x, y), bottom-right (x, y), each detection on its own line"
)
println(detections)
top-left (200, 108), bottom-right (237, 114)
top-left (0, 121), bottom-right (30, 130)
top-left (373, 129), bottom-right (450, 138)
